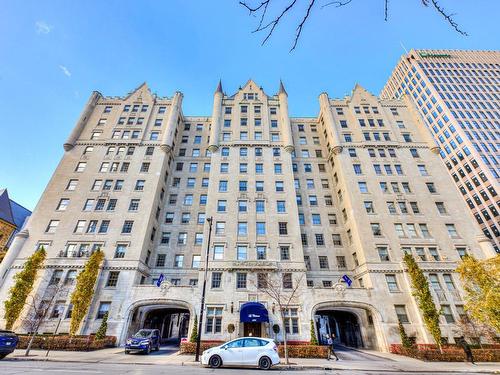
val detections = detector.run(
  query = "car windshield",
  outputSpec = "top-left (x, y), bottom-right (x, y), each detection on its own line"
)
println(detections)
top-left (133, 330), bottom-right (153, 338)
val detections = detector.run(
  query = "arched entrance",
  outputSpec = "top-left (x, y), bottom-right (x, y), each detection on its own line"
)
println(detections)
top-left (312, 301), bottom-right (386, 351)
top-left (124, 300), bottom-right (192, 346)
top-left (316, 309), bottom-right (362, 348)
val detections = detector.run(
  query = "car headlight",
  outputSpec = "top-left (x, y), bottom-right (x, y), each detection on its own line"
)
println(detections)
top-left (126, 339), bottom-right (132, 344)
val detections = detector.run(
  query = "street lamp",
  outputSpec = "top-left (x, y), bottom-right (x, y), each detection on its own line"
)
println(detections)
top-left (195, 216), bottom-right (213, 362)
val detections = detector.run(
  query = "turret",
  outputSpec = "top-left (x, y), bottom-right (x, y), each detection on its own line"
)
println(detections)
top-left (319, 92), bottom-right (342, 155)
top-left (278, 80), bottom-right (294, 153)
top-left (208, 80), bottom-right (223, 153)
top-left (63, 91), bottom-right (101, 151)
top-left (160, 91), bottom-right (183, 153)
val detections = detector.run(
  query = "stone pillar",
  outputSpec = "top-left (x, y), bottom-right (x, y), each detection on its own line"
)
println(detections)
top-left (0, 228), bottom-right (29, 285)
top-left (476, 234), bottom-right (497, 258)
top-left (278, 81), bottom-right (294, 153)
top-left (403, 95), bottom-right (440, 154)
top-left (63, 91), bottom-right (101, 151)
top-left (319, 93), bottom-right (342, 155)
top-left (208, 80), bottom-right (223, 153)
top-left (160, 91), bottom-right (183, 154)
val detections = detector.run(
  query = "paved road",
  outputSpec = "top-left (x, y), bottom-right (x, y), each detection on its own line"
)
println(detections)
top-left (0, 361), bottom-right (493, 375)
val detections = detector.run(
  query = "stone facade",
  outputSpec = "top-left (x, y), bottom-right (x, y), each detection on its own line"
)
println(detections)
top-left (0, 80), bottom-right (495, 351)
top-left (382, 49), bottom-right (500, 251)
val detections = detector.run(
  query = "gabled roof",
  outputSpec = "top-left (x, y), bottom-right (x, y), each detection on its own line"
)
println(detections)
top-left (0, 189), bottom-right (15, 226)
top-left (9, 200), bottom-right (31, 229)
top-left (124, 82), bottom-right (154, 102)
top-left (228, 79), bottom-right (268, 98)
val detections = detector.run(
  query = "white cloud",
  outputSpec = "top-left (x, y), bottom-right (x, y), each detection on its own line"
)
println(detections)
top-left (59, 65), bottom-right (71, 77)
top-left (35, 21), bottom-right (53, 34)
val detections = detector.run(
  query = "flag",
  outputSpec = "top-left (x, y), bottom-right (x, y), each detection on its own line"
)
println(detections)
top-left (156, 273), bottom-right (164, 287)
top-left (342, 274), bottom-right (352, 287)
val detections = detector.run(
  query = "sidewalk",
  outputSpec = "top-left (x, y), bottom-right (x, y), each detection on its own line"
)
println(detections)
top-left (8, 347), bottom-right (500, 373)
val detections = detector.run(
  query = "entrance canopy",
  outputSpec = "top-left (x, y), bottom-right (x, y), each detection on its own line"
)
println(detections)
top-left (240, 302), bottom-right (269, 323)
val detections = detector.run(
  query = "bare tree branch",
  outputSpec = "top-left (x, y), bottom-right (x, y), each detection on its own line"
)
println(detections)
top-left (241, 0), bottom-right (468, 52)
top-left (425, 0), bottom-right (468, 36)
top-left (290, 0), bottom-right (316, 52)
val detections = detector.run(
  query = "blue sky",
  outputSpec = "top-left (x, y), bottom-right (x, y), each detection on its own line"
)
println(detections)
top-left (1, 0), bottom-right (499, 210)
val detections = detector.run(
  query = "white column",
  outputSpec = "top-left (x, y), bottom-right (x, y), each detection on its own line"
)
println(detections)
top-left (319, 93), bottom-right (342, 155)
top-left (64, 91), bottom-right (101, 151)
top-left (278, 88), bottom-right (294, 153)
top-left (0, 229), bottom-right (29, 286)
top-left (208, 82), bottom-right (223, 153)
top-left (160, 91), bottom-right (183, 153)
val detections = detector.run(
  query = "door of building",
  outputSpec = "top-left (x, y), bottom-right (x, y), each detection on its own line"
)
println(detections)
top-left (244, 322), bottom-right (262, 337)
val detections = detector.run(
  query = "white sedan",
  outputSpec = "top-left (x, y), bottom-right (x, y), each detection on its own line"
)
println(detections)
top-left (201, 337), bottom-right (280, 370)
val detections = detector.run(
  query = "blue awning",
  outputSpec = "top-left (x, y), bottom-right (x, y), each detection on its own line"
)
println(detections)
top-left (240, 302), bottom-right (269, 323)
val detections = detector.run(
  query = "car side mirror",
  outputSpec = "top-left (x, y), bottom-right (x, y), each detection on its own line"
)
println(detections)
top-left (223, 346), bottom-right (228, 350)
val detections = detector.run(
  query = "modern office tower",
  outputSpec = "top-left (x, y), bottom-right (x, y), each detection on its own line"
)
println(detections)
top-left (382, 49), bottom-right (500, 251)
top-left (0, 80), bottom-right (495, 351)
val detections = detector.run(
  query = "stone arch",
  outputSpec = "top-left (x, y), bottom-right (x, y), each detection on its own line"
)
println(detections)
top-left (311, 300), bottom-right (388, 351)
top-left (119, 298), bottom-right (194, 345)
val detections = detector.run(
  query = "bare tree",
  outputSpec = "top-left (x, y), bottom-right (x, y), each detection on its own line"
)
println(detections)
top-left (240, 0), bottom-right (468, 52)
top-left (255, 271), bottom-right (304, 364)
top-left (455, 316), bottom-right (498, 348)
top-left (21, 274), bottom-right (66, 356)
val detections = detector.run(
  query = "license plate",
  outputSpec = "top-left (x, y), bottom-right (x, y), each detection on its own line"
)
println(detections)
top-left (5, 342), bottom-right (11, 346)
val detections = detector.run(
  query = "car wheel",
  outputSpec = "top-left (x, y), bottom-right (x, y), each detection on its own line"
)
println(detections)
top-left (155, 344), bottom-right (160, 351)
top-left (0, 354), bottom-right (7, 360)
top-left (124, 350), bottom-right (130, 354)
top-left (259, 356), bottom-right (272, 370)
top-left (144, 345), bottom-right (151, 354)
top-left (209, 355), bottom-right (222, 368)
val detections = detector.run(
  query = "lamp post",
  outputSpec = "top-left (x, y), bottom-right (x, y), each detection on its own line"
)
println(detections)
top-left (195, 216), bottom-right (213, 362)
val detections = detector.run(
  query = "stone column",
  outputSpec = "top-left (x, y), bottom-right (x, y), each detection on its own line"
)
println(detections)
top-left (476, 234), bottom-right (497, 258)
top-left (404, 95), bottom-right (440, 154)
top-left (319, 93), bottom-right (342, 155)
top-left (208, 80), bottom-right (223, 153)
top-left (160, 91), bottom-right (183, 154)
top-left (278, 81), bottom-right (294, 153)
top-left (63, 91), bottom-right (101, 151)
top-left (0, 228), bottom-right (29, 285)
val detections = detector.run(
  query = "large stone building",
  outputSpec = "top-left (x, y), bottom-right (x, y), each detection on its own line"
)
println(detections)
top-left (382, 49), bottom-right (500, 252)
top-left (0, 79), bottom-right (496, 351)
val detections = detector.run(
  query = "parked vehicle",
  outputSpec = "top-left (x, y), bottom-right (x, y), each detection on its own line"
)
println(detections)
top-left (0, 330), bottom-right (19, 360)
top-left (125, 329), bottom-right (160, 354)
top-left (201, 337), bottom-right (279, 370)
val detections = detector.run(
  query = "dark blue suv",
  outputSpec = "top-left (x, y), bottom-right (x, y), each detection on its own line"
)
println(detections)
top-left (0, 330), bottom-right (19, 359)
top-left (125, 329), bottom-right (160, 354)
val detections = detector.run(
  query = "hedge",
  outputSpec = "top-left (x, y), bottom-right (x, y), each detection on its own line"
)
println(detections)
top-left (180, 341), bottom-right (328, 358)
top-left (17, 334), bottom-right (116, 351)
top-left (390, 344), bottom-right (500, 362)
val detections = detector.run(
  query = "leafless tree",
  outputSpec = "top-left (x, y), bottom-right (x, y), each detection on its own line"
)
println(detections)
top-left (21, 274), bottom-right (67, 356)
top-left (254, 271), bottom-right (304, 364)
top-left (455, 316), bottom-right (498, 347)
top-left (240, 0), bottom-right (468, 51)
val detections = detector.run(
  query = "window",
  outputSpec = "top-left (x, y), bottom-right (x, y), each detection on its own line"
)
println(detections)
top-left (278, 222), bottom-right (288, 235)
top-left (96, 302), bottom-right (111, 319)
top-left (174, 255), bottom-right (184, 268)
top-left (426, 183), bottom-right (437, 193)
top-left (283, 308), bottom-right (299, 334)
top-left (160, 232), bottom-right (171, 244)
top-left (353, 164), bottom-right (362, 175)
top-left (121, 220), bottom-right (134, 233)
top-left (378, 246), bottom-right (390, 261)
top-left (239, 181), bottom-right (247, 191)
top-left (443, 274), bottom-right (456, 291)
top-left (45, 220), bottom-right (59, 233)
top-left (217, 200), bottom-right (227, 212)
top-left (319, 256), bottom-right (329, 269)
top-left (205, 307), bottom-right (223, 333)
top-left (106, 271), bottom-right (120, 287)
top-left (49, 269), bottom-right (63, 285)
top-left (275, 181), bottom-right (284, 192)
top-left (75, 162), bottom-right (87, 172)
top-left (435, 202), bottom-right (447, 214)
top-left (315, 233), bottom-right (325, 246)
top-left (418, 164), bottom-right (429, 176)
top-left (442, 305), bottom-right (455, 323)
top-left (279, 246), bottom-right (290, 261)
top-left (135, 180), bottom-right (145, 191)
top-left (256, 181), bottom-right (264, 191)
top-left (213, 245), bottom-right (224, 260)
top-left (256, 200), bottom-right (265, 213)
top-left (446, 224), bottom-right (459, 238)
top-left (178, 232), bottom-right (187, 245)
top-left (256, 222), bottom-right (266, 236)
top-left (395, 305), bottom-right (409, 323)
top-left (114, 244), bottom-right (127, 258)
top-left (211, 272), bottom-right (222, 288)
top-left (385, 274), bottom-right (399, 292)
top-left (312, 214), bottom-right (321, 225)
top-left (128, 199), bottom-right (140, 211)
top-left (371, 223), bottom-right (381, 236)
top-left (236, 273), bottom-right (247, 289)
top-left (256, 246), bottom-right (266, 260)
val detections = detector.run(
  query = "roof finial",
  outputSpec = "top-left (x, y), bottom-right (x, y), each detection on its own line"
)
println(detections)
top-left (216, 79), bottom-right (223, 94)
top-left (279, 79), bottom-right (287, 95)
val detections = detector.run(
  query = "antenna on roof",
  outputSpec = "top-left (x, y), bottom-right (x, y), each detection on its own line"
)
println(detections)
top-left (400, 41), bottom-right (409, 55)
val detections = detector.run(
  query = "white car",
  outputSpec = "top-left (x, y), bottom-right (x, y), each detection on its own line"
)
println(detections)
top-left (201, 337), bottom-right (280, 370)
